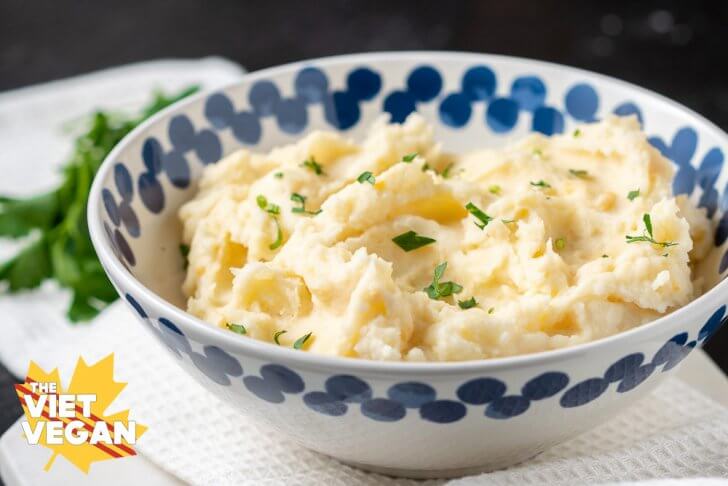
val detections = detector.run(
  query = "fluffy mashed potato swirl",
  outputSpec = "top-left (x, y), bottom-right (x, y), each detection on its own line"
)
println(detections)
top-left (179, 115), bottom-right (710, 361)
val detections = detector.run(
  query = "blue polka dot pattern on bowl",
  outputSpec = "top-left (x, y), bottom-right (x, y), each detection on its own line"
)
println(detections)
top-left (243, 364), bottom-right (305, 403)
top-left (121, 293), bottom-right (726, 422)
top-left (384, 65), bottom-right (442, 123)
top-left (560, 327), bottom-right (705, 408)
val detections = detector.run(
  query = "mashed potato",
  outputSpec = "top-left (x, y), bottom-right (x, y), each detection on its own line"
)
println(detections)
top-left (179, 115), bottom-right (711, 361)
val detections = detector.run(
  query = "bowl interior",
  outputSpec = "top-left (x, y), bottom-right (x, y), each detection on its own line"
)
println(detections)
top-left (91, 52), bottom-right (728, 327)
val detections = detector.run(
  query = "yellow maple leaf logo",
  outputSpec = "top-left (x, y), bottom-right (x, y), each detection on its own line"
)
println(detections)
top-left (14, 353), bottom-right (147, 473)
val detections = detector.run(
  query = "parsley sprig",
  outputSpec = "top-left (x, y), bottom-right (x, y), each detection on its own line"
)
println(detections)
top-left (627, 189), bottom-right (640, 201)
top-left (290, 193), bottom-right (321, 215)
top-left (226, 322), bottom-right (247, 335)
top-left (530, 180), bottom-right (551, 189)
top-left (392, 231), bottom-right (436, 252)
top-left (458, 297), bottom-right (477, 309)
top-left (180, 244), bottom-right (190, 270)
top-left (402, 153), bottom-right (418, 163)
top-left (257, 195), bottom-right (283, 249)
top-left (424, 262), bottom-right (463, 300)
top-left (301, 157), bottom-right (325, 175)
top-left (256, 195), bottom-right (280, 215)
top-left (441, 163), bottom-right (455, 179)
top-left (293, 332), bottom-right (313, 350)
top-left (357, 171), bottom-right (375, 184)
top-left (273, 330), bottom-right (287, 345)
top-left (465, 202), bottom-right (493, 230)
top-left (625, 213), bottom-right (677, 248)
top-left (0, 86), bottom-right (199, 321)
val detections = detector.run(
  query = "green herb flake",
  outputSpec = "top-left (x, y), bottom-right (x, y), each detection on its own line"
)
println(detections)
top-left (489, 185), bottom-right (502, 195)
top-left (532, 148), bottom-right (544, 158)
top-left (402, 153), bottom-right (418, 163)
top-left (256, 195), bottom-right (280, 215)
top-left (301, 157), bottom-right (325, 175)
top-left (180, 244), bottom-right (190, 269)
top-left (465, 202), bottom-right (493, 230)
top-left (269, 217), bottom-right (283, 250)
top-left (555, 237), bottom-right (566, 250)
top-left (290, 193), bottom-right (322, 215)
top-left (627, 189), bottom-right (640, 201)
top-left (458, 297), bottom-right (477, 309)
top-left (226, 322), bottom-right (247, 335)
top-left (530, 180), bottom-right (551, 189)
top-left (488, 307), bottom-right (495, 314)
top-left (293, 332), bottom-right (313, 350)
top-left (602, 254), bottom-right (609, 258)
top-left (274, 172), bottom-right (284, 179)
top-left (421, 162), bottom-right (430, 172)
top-left (441, 163), bottom-right (455, 179)
top-left (0, 86), bottom-right (199, 321)
top-left (357, 171), bottom-right (375, 185)
top-left (392, 231), bottom-right (436, 252)
top-left (423, 262), bottom-right (463, 300)
top-left (625, 213), bottom-right (677, 248)
top-left (569, 169), bottom-right (589, 178)
top-left (573, 128), bottom-right (582, 138)
top-left (273, 330), bottom-right (287, 345)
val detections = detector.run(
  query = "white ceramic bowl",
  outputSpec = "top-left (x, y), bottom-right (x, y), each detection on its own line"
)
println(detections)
top-left (88, 52), bottom-right (728, 478)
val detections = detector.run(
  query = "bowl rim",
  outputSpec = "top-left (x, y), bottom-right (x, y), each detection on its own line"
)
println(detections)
top-left (88, 50), bottom-right (728, 376)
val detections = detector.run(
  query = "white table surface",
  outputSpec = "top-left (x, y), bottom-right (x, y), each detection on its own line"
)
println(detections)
top-left (1, 349), bottom-right (727, 486)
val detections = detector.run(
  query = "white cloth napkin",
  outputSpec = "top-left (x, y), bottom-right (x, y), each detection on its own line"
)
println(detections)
top-left (17, 303), bottom-right (728, 486)
top-left (2, 59), bottom-right (728, 486)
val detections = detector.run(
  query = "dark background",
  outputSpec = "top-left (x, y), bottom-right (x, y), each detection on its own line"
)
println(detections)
top-left (1, 0), bottom-right (727, 459)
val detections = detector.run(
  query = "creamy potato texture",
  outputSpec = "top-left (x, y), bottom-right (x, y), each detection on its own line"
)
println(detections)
top-left (179, 115), bottom-right (711, 361)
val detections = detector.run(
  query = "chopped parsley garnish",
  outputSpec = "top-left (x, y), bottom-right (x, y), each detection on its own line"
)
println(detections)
top-left (458, 297), bottom-right (477, 309)
top-left (488, 307), bottom-right (494, 314)
top-left (257, 195), bottom-right (284, 249)
top-left (573, 128), bottom-right (582, 138)
top-left (357, 171), bottom-right (375, 185)
top-left (392, 231), bottom-right (436, 252)
top-left (627, 189), bottom-right (640, 201)
top-left (301, 157), bottom-right (325, 175)
top-left (489, 185), bottom-right (502, 195)
top-left (465, 202), bottom-right (493, 230)
top-left (533, 148), bottom-right (544, 158)
top-left (422, 162), bottom-right (430, 172)
top-left (273, 330), bottom-right (287, 345)
top-left (274, 172), bottom-right (283, 179)
top-left (290, 193), bottom-right (321, 215)
top-left (256, 195), bottom-right (280, 215)
top-left (530, 180), bottom-right (551, 189)
top-left (424, 262), bottom-right (463, 300)
top-left (569, 169), bottom-right (588, 178)
top-left (441, 163), bottom-right (455, 179)
top-left (269, 217), bottom-right (283, 250)
top-left (180, 244), bottom-right (190, 269)
top-left (602, 254), bottom-right (609, 258)
top-left (625, 213), bottom-right (677, 248)
top-left (402, 153), bottom-right (418, 163)
top-left (293, 332), bottom-right (313, 350)
top-left (555, 237), bottom-right (566, 250)
top-left (226, 322), bottom-right (247, 335)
